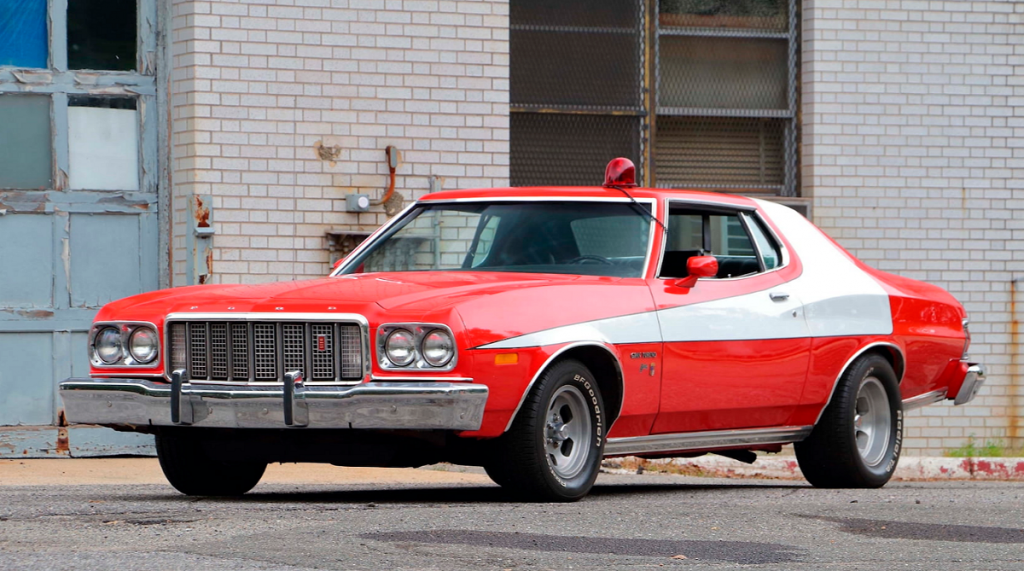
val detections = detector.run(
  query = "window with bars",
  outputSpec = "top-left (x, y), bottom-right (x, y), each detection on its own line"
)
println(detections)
top-left (509, 0), bottom-right (647, 187)
top-left (508, 0), bottom-right (799, 196)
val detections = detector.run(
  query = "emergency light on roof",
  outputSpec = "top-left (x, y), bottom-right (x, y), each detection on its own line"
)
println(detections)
top-left (603, 157), bottom-right (637, 188)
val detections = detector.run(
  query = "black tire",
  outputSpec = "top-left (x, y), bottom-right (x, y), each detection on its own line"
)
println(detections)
top-left (486, 359), bottom-right (606, 501)
top-left (155, 433), bottom-right (267, 496)
top-left (795, 353), bottom-right (903, 488)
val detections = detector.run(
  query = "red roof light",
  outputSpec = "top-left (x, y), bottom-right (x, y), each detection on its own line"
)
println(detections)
top-left (603, 157), bottom-right (637, 188)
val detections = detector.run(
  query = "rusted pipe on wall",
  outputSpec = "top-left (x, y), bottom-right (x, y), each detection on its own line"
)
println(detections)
top-left (1010, 278), bottom-right (1021, 447)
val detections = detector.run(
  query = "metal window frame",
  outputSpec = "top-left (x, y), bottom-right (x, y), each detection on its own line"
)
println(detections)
top-left (652, 0), bottom-right (800, 197)
top-left (509, 0), bottom-right (650, 185)
top-left (0, 0), bottom-right (163, 271)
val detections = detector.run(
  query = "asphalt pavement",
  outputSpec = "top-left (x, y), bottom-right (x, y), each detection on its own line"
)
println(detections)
top-left (0, 460), bottom-right (1022, 570)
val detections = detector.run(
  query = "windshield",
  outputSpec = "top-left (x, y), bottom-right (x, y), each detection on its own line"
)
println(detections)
top-left (340, 201), bottom-right (653, 278)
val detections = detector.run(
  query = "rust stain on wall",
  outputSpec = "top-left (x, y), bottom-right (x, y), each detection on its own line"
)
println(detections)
top-left (193, 195), bottom-right (210, 227)
top-left (1010, 279), bottom-right (1021, 445)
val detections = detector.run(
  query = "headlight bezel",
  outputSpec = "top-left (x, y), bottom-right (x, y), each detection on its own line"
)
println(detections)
top-left (89, 322), bottom-right (161, 368)
top-left (377, 323), bottom-right (458, 372)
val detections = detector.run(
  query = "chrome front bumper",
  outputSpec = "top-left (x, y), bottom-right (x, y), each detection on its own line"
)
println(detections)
top-left (953, 363), bottom-right (986, 406)
top-left (58, 375), bottom-right (488, 431)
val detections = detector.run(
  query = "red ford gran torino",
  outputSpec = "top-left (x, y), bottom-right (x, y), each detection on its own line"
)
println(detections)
top-left (60, 159), bottom-right (985, 501)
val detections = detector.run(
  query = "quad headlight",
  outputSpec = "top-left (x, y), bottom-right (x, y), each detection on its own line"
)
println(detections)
top-left (421, 329), bottom-right (454, 367)
top-left (89, 323), bottom-right (160, 367)
top-left (384, 329), bottom-right (417, 367)
top-left (378, 324), bottom-right (458, 371)
top-left (94, 327), bottom-right (123, 364)
top-left (129, 327), bottom-right (159, 364)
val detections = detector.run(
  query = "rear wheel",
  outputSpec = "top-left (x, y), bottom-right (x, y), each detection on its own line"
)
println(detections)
top-left (155, 432), bottom-right (266, 496)
top-left (485, 359), bottom-right (605, 501)
top-left (795, 353), bottom-right (902, 488)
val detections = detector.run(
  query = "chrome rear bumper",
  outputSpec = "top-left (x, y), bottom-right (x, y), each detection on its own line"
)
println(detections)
top-left (58, 374), bottom-right (488, 431)
top-left (953, 363), bottom-right (986, 406)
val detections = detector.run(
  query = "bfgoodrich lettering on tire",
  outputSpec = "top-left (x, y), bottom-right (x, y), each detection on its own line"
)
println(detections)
top-left (795, 353), bottom-right (903, 488)
top-left (484, 359), bottom-right (605, 501)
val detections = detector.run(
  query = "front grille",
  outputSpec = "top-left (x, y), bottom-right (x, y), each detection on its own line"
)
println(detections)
top-left (169, 321), bottom-right (364, 383)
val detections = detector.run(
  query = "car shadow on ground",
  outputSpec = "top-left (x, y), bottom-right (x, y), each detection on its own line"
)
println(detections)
top-left (132, 481), bottom-right (810, 505)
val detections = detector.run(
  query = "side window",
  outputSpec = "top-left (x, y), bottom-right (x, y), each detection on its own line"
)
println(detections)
top-left (660, 207), bottom-right (761, 279)
top-left (744, 213), bottom-right (782, 270)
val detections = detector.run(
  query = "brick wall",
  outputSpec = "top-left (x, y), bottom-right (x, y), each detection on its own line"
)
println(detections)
top-left (803, 0), bottom-right (1024, 454)
top-left (171, 0), bottom-right (510, 285)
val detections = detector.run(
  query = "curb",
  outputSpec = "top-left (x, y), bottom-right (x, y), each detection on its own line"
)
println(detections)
top-left (603, 456), bottom-right (1024, 481)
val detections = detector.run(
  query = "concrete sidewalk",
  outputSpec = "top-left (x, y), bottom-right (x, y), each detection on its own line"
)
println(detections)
top-left (605, 455), bottom-right (1024, 481)
top-left (3, 456), bottom-right (1024, 487)
top-left (0, 458), bottom-right (490, 487)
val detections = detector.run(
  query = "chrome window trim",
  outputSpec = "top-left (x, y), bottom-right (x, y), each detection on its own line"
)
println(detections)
top-left (371, 376), bottom-right (475, 382)
top-left (89, 321), bottom-right (161, 369)
top-left (812, 341), bottom-right (905, 425)
top-left (332, 197), bottom-right (661, 279)
top-left (376, 323), bottom-right (459, 372)
top-left (654, 199), bottom-right (791, 282)
top-left (163, 312), bottom-right (371, 383)
top-left (501, 341), bottom-right (626, 434)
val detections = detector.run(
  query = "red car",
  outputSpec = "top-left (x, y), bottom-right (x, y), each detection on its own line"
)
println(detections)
top-left (60, 159), bottom-right (985, 501)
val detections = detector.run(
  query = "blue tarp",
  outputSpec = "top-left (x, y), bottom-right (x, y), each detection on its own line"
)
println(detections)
top-left (0, 0), bottom-right (48, 69)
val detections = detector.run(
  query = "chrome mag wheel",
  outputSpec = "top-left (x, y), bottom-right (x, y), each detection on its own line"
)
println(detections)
top-left (545, 385), bottom-right (593, 480)
top-left (855, 376), bottom-right (891, 467)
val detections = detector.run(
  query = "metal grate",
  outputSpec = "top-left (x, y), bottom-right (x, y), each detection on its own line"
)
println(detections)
top-left (339, 325), bottom-right (362, 379)
top-left (231, 322), bottom-right (249, 379)
top-left (658, 35), bottom-right (788, 112)
top-left (170, 323), bottom-right (186, 370)
top-left (511, 113), bottom-right (642, 187)
top-left (253, 323), bottom-right (277, 380)
top-left (510, 0), bottom-right (646, 185)
top-left (189, 323), bottom-right (207, 378)
top-left (209, 323), bottom-right (228, 379)
top-left (655, 117), bottom-right (784, 190)
top-left (282, 324), bottom-right (305, 374)
top-left (655, 0), bottom-right (799, 195)
top-left (168, 321), bottom-right (363, 383)
top-left (311, 324), bottom-right (335, 380)
top-left (659, 0), bottom-right (787, 32)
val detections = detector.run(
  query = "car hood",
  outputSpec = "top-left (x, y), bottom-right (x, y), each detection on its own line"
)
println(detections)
top-left (100, 272), bottom-right (587, 315)
top-left (98, 271), bottom-right (651, 349)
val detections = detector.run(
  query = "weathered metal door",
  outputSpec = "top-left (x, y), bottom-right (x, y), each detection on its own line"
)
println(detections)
top-left (0, 0), bottom-right (160, 456)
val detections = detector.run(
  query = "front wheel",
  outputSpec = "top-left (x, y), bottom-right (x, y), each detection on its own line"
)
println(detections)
top-left (485, 359), bottom-right (606, 501)
top-left (795, 353), bottom-right (902, 488)
top-left (155, 432), bottom-right (267, 496)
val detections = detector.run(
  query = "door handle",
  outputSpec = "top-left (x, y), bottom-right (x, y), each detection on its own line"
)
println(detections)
top-left (769, 292), bottom-right (790, 302)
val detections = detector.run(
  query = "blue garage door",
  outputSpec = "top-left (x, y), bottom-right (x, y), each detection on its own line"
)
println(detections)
top-left (0, 0), bottom-right (160, 456)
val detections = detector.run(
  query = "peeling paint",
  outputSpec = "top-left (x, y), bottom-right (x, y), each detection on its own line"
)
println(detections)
top-left (16, 309), bottom-right (55, 319)
top-left (11, 70), bottom-right (53, 84)
top-left (314, 140), bottom-right (342, 164)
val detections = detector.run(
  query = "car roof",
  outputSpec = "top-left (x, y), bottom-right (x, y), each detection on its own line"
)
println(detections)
top-left (419, 186), bottom-right (760, 208)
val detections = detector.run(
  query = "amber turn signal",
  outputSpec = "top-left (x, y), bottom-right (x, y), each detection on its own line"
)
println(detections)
top-left (495, 353), bottom-right (518, 365)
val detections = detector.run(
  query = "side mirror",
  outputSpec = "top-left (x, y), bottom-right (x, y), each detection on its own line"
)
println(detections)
top-left (669, 256), bottom-right (718, 289)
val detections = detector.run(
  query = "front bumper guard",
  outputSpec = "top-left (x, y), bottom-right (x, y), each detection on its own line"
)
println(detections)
top-left (59, 370), bottom-right (488, 431)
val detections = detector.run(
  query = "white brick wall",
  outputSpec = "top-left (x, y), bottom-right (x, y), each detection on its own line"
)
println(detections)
top-left (804, 0), bottom-right (1024, 455)
top-left (171, 0), bottom-right (510, 285)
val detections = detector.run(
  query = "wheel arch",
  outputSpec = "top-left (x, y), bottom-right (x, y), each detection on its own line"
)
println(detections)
top-left (503, 342), bottom-right (625, 434)
top-left (813, 341), bottom-right (906, 425)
